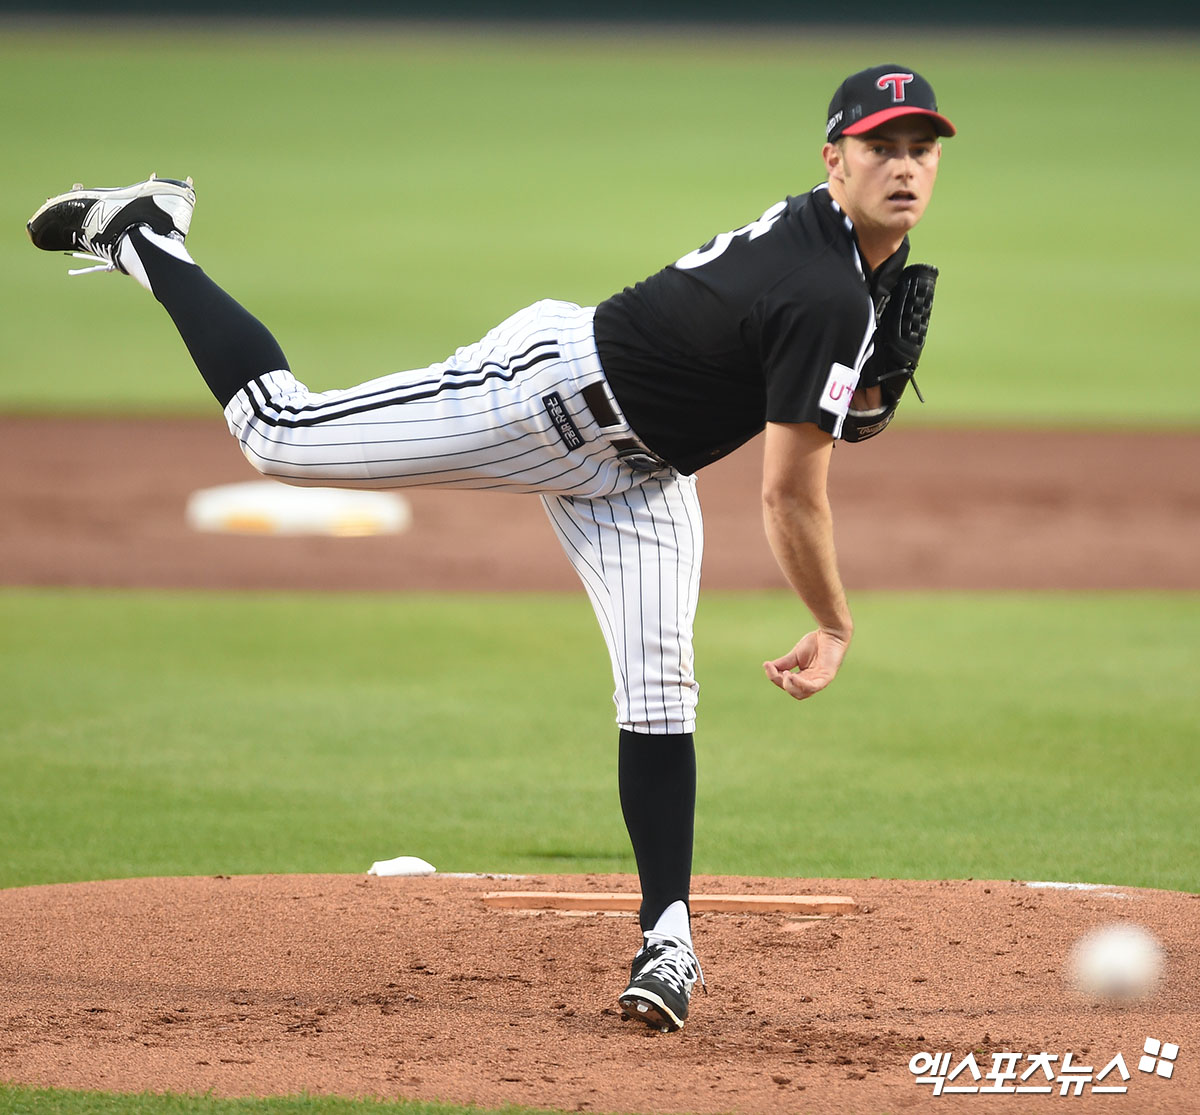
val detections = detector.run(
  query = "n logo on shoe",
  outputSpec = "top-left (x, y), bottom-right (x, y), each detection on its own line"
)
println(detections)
top-left (94, 199), bottom-right (128, 231)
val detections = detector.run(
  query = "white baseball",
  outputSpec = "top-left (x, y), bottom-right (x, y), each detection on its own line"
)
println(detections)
top-left (1067, 923), bottom-right (1165, 1000)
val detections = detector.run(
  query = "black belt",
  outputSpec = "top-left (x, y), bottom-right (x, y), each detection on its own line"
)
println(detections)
top-left (580, 382), bottom-right (670, 472)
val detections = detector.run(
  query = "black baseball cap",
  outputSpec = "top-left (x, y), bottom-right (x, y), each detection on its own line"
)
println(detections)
top-left (826, 64), bottom-right (956, 142)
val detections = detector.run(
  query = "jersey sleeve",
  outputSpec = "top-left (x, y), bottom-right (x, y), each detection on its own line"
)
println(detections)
top-left (754, 275), bottom-right (877, 438)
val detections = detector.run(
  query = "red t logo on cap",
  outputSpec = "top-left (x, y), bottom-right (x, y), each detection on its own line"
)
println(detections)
top-left (876, 73), bottom-right (915, 102)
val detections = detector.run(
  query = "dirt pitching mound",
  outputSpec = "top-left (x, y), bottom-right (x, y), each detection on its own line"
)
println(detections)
top-left (1, 873), bottom-right (1196, 1113)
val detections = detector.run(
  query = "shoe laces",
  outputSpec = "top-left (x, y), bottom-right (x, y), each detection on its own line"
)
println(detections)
top-left (639, 932), bottom-right (706, 994)
top-left (57, 182), bottom-right (115, 276)
top-left (68, 252), bottom-right (117, 277)
top-left (67, 227), bottom-right (184, 278)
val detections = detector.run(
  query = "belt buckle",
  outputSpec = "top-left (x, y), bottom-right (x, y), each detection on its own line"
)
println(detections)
top-left (616, 445), bottom-right (667, 473)
top-left (582, 381), bottom-right (668, 472)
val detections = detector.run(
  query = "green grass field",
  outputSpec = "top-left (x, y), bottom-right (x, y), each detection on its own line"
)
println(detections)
top-left (0, 1090), bottom-right (554, 1115)
top-left (3, 589), bottom-right (1196, 893)
top-left (2, 24), bottom-right (1199, 424)
top-left (1, 19), bottom-right (1197, 1115)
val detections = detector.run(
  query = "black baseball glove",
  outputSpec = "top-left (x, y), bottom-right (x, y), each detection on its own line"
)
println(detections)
top-left (841, 263), bottom-right (938, 443)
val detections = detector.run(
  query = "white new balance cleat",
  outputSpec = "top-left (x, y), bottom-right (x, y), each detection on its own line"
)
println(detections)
top-left (27, 174), bottom-right (195, 275)
top-left (618, 931), bottom-right (704, 1033)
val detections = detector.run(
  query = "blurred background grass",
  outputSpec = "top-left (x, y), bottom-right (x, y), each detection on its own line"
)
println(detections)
top-left (3, 24), bottom-right (1199, 425)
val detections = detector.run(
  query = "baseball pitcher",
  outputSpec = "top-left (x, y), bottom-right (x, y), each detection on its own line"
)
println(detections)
top-left (28, 63), bottom-right (954, 1033)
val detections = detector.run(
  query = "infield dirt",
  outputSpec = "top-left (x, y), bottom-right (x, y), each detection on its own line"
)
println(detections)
top-left (1, 419), bottom-right (1197, 1113)
top-left (1, 873), bottom-right (1196, 1114)
top-left (2, 418), bottom-right (1198, 592)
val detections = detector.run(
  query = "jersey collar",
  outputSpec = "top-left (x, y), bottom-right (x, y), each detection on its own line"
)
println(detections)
top-left (812, 182), bottom-right (910, 293)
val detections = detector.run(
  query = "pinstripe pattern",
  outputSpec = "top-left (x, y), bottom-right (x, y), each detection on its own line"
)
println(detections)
top-left (221, 296), bottom-right (706, 735)
top-left (222, 300), bottom-right (645, 498)
top-left (542, 474), bottom-right (703, 734)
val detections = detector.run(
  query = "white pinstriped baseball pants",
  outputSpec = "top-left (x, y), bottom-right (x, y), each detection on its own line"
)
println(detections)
top-left (223, 299), bottom-right (702, 733)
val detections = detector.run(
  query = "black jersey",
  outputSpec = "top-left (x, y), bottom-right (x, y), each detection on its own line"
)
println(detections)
top-left (594, 183), bottom-right (908, 475)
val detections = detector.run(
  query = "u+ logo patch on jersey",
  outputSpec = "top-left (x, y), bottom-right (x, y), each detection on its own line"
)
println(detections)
top-left (819, 362), bottom-right (859, 421)
top-left (674, 200), bottom-right (787, 271)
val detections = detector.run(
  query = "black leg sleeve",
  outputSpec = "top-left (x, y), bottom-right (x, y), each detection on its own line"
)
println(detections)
top-left (618, 728), bottom-right (695, 933)
top-left (126, 227), bottom-right (289, 408)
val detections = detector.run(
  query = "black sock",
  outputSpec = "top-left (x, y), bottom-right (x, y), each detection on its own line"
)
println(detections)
top-left (125, 227), bottom-right (289, 408)
top-left (618, 729), bottom-right (695, 934)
